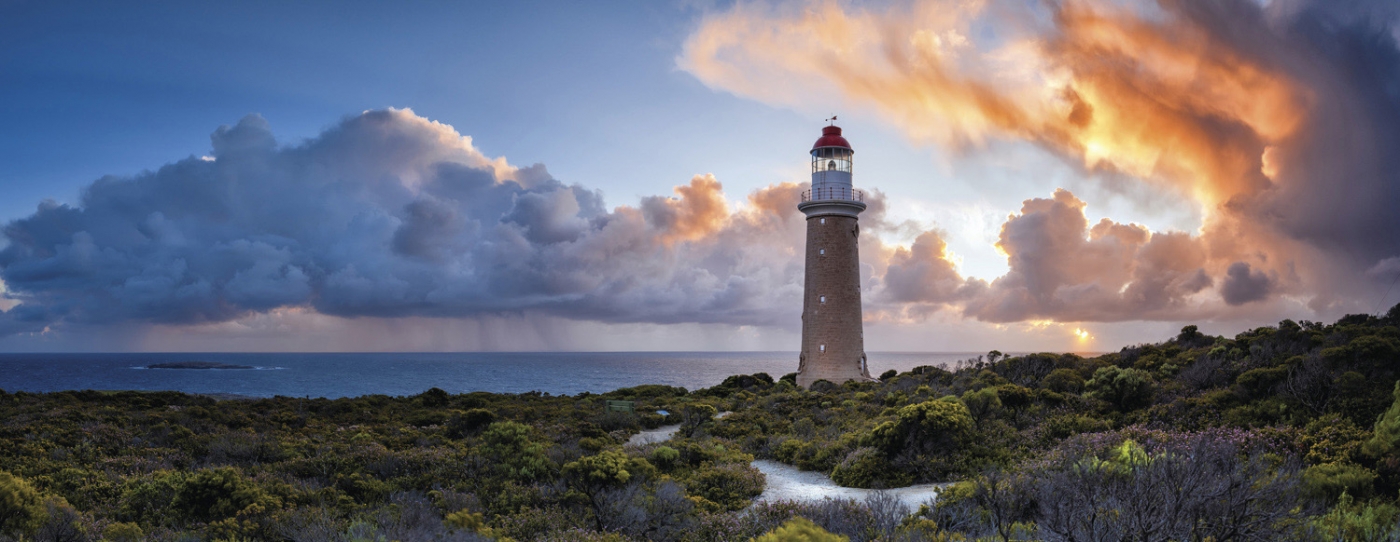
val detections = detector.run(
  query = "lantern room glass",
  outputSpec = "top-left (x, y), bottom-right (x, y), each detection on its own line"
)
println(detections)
top-left (811, 147), bottom-right (853, 173)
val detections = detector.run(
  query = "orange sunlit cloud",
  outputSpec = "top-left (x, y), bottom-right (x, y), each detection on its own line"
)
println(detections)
top-left (681, 0), bottom-right (1309, 209)
top-left (677, 0), bottom-right (1400, 325)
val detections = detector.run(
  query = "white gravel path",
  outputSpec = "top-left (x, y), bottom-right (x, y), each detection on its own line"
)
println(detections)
top-left (626, 411), bottom-right (733, 447)
top-left (627, 424), bottom-right (682, 446)
top-left (625, 414), bottom-right (950, 508)
top-left (751, 460), bottom-right (950, 509)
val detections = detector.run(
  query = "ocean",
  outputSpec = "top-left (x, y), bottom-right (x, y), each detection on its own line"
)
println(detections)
top-left (0, 352), bottom-right (996, 398)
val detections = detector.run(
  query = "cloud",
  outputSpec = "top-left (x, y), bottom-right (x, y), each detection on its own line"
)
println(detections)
top-left (958, 189), bottom-right (1216, 322)
top-left (680, 0), bottom-right (1400, 317)
top-left (1220, 262), bottom-right (1274, 306)
top-left (0, 109), bottom-right (819, 336)
top-left (2, 60), bottom-right (1395, 343)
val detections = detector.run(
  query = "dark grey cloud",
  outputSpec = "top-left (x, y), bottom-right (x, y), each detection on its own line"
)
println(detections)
top-left (1240, 0), bottom-right (1400, 277)
top-left (1220, 262), bottom-right (1274, 306)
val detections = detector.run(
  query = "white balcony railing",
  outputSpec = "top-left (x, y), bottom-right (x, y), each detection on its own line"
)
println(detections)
top-left (800, 187), bottom-right (865, 203)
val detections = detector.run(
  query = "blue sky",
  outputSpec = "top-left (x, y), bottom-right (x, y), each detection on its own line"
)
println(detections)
top-left (1, 0), bottom-right (1397, 352)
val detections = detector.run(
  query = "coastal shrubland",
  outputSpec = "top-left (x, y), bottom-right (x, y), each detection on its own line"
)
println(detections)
top-left (0, 307), bottom-right (1398, 540)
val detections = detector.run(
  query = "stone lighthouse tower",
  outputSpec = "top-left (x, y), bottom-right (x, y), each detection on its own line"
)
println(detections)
top-left (797, 123), bottom-right (872, 388)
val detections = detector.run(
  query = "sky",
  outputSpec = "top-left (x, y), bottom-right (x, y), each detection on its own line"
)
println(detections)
top-left (1, 0), bottom-right (1398, 353)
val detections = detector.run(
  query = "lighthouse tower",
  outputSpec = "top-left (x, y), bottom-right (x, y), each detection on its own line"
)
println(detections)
top-left (797, 124), bottom-right (872, 388)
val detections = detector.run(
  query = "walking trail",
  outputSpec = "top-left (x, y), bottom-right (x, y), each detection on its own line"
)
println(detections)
top-left (626, 414), bottom-right (948, 508)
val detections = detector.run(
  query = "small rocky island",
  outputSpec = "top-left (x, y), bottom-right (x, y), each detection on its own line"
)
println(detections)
top-left (146, 361), bottom-right (255, 369)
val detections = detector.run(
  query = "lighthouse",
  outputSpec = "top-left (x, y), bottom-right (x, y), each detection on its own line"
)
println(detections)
top-left (797, 123), bottom-right (872, 388)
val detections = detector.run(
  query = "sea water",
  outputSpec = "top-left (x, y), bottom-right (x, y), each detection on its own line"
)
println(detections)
top-left (0, 352), bottom-right (999, 398)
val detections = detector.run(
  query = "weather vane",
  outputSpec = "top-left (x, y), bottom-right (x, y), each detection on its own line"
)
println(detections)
top-left (826, 115), bottom-right (838, 125)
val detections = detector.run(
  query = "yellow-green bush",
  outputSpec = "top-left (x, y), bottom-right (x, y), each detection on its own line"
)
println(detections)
top-left (752, 517), bottom-right (848, 541)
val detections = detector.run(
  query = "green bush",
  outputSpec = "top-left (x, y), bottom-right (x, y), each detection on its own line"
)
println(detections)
top-left (1302, 414), bottom-right (1368, 465)
top-left (1311, 491), bottom-right (1400, 542)
top-left (447, 408), bottom-right (495, 436)
top-left (562, 450), bottom-right (655, 494)
top-left (1041, 368), bottom-right (1085, 393)
top-left (870, 399), bottom-right (975, 456)
top-left (1084, 366), bottom-right (1156, 411)
top-left (651, 446), bottom-right (680, 471)
top-left (173, 467), bottom-right (281, 522)
top-left (116, 472), bottom-right (184, 526)
top-left (685, 463), bottom-right (764, 511)
top-left (960, 387), bottom-right (1003, 422)
top-left (0, 470), bottom-right (46, 539)
top-left (103, 521), bottom-right (144, 542)
top-left (418, 387), bottom-right (450, 408)
top-left (995, 384), bottom-right (1033, 411)
top-left (830, 446), bottom-right (911, 489)
top-left (753, 517), bottom-right (848, 541)
top-left (1365, 381), bottom-right (1400, 458)
top-left (480, 421), bottom-right (555, 482)
top-left (1303, 462), bottom-right (1377, 503)
top-left (680, 403), bottom-right (719, 437)
top-left (1235, 366), bottom-right (1287, 397)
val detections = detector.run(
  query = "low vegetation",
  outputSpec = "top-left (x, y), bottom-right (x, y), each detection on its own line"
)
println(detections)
top-left (1, 306), bottom-right (1399, 540)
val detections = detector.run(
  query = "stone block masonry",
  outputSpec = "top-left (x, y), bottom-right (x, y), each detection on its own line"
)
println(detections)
top-left (797, 214), bottom-right (870, 388)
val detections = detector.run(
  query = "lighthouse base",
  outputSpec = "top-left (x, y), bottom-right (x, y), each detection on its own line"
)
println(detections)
top-left (796, 352), bottom-right (875, 389)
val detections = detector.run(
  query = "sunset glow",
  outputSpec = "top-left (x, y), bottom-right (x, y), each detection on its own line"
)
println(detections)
top-left (1, 0), bottom-right (1397, 352)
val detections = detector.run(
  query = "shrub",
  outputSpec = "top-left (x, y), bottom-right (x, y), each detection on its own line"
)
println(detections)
top-left (960, 388), bottom-right (1002, 422)
top-left (173, 467), bottom-right (281, 522)
top-left (869, 399), bottom-right (975, 457)
top-left (562, 450), bottom-right (655, 495)
top-left (1235, 366), bottom-right (1287, 397)
top-left (686, 463), bottom-right (765, 511)
top-left (1041, 368), bottom-right (1084, 393)
top-left (103, 521), bottom-right (144, 542)
top-left (754, 517), bottom-right (849, 542)
top-left (1364, 380), bottom-right (1400, 458)
top-left (480, 421), bottom-right (555, 482)
top-left (562, 450), bottom-right (658, 531)
top-left (0, 470), bottom-right (46, 539)
top-left (116, 472), bottom-right (184, 526)
top-left (418, 387), bottom-right (450, 408)
top-left (1301, 414), bottom-right (1368, 465)
top-left (994, 385), bottom-right (1033, 412)
top-left (448, 408), bottom-right (496, 437)
top-left (830, 447), bottom-right (910, 489)
top-left (680, 403), bottom-right (718, 438)
top-left (1303, 462), bottom-right (1377, 503)
top-left (1311, 492), bottom-right (1400, 542)
top-left (1085, 366), bottom-right (1156, 411)
top-left (651, 446), bottom-right (680, 471)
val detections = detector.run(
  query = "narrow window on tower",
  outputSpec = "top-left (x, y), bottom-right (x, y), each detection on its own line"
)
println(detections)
top-left (820, 218), bottom-right (826, 225)
top-left (820, 345), bottom-right (826, 352)
top-left (819, 248), bottom-right (825, 255)
top-left (820, 295), bottom-right (826, 304)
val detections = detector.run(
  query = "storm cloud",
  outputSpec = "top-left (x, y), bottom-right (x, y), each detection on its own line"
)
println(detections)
top-left (0, 109), bottom-right (824, 336)
top-left (682, 0), bottom-right (1400, 321)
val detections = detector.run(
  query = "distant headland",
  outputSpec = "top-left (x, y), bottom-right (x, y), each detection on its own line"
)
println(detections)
top-left (145, 361), bottom-right (255, 369)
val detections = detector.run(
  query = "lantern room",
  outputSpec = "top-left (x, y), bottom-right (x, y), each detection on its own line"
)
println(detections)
top-left (807, 125), bottom-right (859, 204)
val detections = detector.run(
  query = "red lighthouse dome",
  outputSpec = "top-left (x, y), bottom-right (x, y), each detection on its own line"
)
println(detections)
top-left (812, 125), bottom-right (852, 150)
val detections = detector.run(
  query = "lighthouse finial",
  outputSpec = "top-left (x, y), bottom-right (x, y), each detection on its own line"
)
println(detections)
top-left (826, 115), bottom-right (837, 126)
